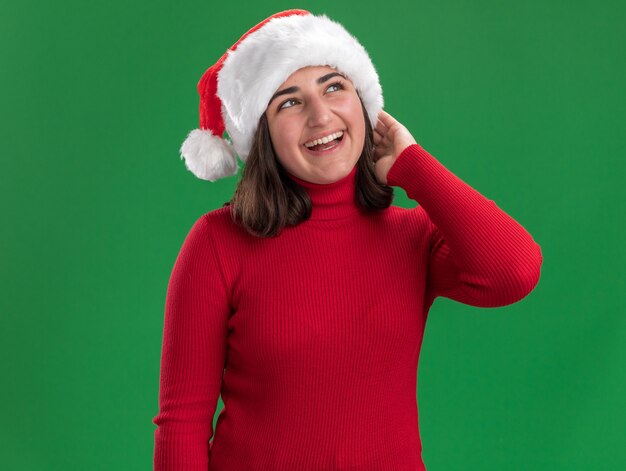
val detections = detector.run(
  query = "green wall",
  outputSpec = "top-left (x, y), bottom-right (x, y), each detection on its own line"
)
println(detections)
top-left (1, 0), bottom-right (624, 469)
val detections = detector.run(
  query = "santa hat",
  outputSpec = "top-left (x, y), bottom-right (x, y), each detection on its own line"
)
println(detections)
top-left (180, 9), bottom-right (384, 181)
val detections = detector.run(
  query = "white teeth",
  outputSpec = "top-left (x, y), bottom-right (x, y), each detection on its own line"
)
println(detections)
top-left (304, 130), bottom-right (344, 148)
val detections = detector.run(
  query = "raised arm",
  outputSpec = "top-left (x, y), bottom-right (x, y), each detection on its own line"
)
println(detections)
top-left (374, 110), bottom-right (543, 308)
top-left (152, 214), bottom-right (231, 470)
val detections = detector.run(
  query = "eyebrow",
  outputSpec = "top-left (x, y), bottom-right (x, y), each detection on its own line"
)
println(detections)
top-left (267, 72), bottom-right (347, 108)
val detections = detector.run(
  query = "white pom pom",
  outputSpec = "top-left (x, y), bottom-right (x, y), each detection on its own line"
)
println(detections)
top-left (179, 129), bottom-right (239, 181)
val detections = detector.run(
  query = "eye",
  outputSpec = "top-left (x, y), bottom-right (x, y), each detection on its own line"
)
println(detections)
top-left (278, 98), bottom-right (299, 110)
top-left (326, 81), bottom-right (344, 93)
top-left (277, 81), bottom-right (346, 111)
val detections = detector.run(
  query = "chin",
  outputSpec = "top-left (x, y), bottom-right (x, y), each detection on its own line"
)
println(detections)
top-left (284, 146), bottom-right (359, 183)
top-left (312, 163), bottom-right (355, 183)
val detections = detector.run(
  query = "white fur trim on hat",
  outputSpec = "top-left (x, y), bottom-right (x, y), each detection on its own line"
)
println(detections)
top-left (217, 13), bottom-right (383, 161)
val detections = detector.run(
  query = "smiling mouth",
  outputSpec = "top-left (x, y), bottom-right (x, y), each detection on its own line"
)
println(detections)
top-left (303, 133), bottom-right (345, 153)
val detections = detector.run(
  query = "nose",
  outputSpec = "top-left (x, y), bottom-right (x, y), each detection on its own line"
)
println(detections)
top-left (306, 95), bottom-right (332, 128)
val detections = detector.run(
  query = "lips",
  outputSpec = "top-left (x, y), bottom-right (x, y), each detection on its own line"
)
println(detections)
top-left (302, 132), bottom-right (345, 155)
top-left (303, 130), bottom-right (345, 148)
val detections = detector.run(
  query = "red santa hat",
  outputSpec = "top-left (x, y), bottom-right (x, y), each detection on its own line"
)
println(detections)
top-left (180, 9), bottom-right (384, 181)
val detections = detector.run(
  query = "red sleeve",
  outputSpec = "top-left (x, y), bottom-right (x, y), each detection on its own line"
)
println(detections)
top-left (386, 144), bottom-right (543, 308)
top-left (152, 214), bottom-right (231, 470)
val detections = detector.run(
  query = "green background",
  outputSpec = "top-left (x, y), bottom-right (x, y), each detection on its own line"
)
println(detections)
top-left (1, 0), bottom-right (624, 469)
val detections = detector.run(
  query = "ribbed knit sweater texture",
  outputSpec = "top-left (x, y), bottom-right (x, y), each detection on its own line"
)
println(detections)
top-left (152, 143), bottom-right (543, 470)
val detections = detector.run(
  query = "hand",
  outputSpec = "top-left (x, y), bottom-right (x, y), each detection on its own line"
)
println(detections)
top-left (372, 110), bottom-right (418, 184)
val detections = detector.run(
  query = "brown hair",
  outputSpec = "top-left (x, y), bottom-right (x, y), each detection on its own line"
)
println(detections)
top-left (224, 100), bottom-right (394, 238)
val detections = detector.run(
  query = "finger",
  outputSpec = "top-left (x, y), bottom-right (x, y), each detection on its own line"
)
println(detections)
top-left (378, 110), bottom-right (396, 127)
top-left (375, 122), bottom-right (389, 138)
top-left (375, 121), bottom-right (387, 135)
top-left (374, 130), bottom-right (386, 144)
top-left (373, 132), bottom-right (387, 146)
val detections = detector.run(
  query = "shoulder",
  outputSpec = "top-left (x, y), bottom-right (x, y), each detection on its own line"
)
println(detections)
top-left (182, 206), bottom-right (231, 238)
top-left (196, 205), bottom-right (255, 248)
top-left (384, 203), bottom-right (432, 229)
top-left (201, 205), bottom-right (233, 227)
top-left (375, 203), bottom-right (438, 246)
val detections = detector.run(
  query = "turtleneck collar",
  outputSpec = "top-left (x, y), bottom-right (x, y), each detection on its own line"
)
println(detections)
top-left (286, 165), bottom-right (362, 221)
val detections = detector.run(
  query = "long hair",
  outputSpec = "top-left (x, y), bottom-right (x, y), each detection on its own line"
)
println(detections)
top-left (224, 100), bottom-right (394, 238)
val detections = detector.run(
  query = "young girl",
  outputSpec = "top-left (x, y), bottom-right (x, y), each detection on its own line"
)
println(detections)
top-left (152, 9), bottom-right (543, 471)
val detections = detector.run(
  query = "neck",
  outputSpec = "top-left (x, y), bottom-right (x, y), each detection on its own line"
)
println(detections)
top-left (287, 165), bottom-right (362, 220)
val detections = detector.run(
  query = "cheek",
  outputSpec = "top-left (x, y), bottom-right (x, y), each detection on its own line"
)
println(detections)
top-left (343, 100), bottom-right (366, 139)
top-left (335, 94), bottom-right (365, 124)
top-left (270, 119), bottom-right (299, 147)
top-left (268, 119), bottom-right (303, 163)
top-left (269, 120), bottom-right (296, 149)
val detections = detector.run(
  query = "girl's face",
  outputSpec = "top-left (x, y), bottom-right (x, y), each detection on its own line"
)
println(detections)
top-left (265, 65), bottom-right (366, 184)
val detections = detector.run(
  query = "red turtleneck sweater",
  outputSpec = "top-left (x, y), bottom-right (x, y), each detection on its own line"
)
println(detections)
top-left (152, 143), bottom-right (543, 470)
